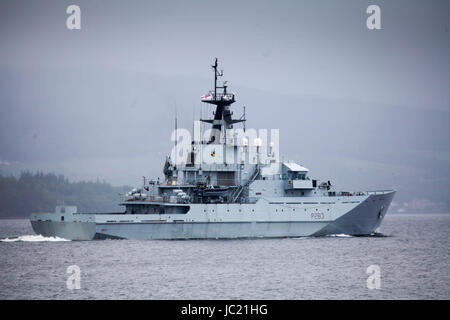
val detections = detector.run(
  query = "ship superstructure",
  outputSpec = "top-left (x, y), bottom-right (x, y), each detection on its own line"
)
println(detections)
top-left (30, 59), bottom-right (395, 240)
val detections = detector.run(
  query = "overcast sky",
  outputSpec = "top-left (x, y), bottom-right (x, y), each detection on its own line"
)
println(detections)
top-left (0, 0), bottom-right (449, 210)
top-left (1, 0), bottom-right (449, 108)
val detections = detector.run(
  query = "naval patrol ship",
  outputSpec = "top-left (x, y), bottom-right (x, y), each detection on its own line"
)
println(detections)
top-left (30, 59), bottom-right (395, 240)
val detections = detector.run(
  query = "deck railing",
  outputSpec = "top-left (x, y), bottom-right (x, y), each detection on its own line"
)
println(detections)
top-left (328, 190), bottom-right (394, 197)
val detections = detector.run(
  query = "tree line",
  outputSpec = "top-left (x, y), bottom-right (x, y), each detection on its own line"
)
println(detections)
top-left (0, 171), bottom-right (130, 218)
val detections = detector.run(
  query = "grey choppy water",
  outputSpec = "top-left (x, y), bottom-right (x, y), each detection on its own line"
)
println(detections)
top-left (0, 214), bottom-right (449, 299)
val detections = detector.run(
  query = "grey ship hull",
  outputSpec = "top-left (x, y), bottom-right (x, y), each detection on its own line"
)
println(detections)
top-left (30, 191), bottom-right (395, 240)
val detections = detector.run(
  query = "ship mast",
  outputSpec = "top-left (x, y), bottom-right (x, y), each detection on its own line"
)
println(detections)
top-left (213, 58), bottom-right (222, 104)
top-left (200, 58), bottom-right (245, 144)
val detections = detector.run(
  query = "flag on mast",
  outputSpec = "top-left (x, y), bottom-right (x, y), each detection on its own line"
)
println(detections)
top-left (201, 93), bottom-right (212, 101)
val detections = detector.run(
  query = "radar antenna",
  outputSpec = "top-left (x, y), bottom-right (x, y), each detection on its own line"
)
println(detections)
top-left (200, 58), bottom-right (245, 144)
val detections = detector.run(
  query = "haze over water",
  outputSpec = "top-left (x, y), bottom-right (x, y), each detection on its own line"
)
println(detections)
top-left (1, 213), bottom-right (449, 299)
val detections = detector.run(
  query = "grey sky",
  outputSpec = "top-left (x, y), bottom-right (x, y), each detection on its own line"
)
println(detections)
top-left (0, 0), bottom-right (449, 211)
top-left (1, 0), bottom-right (449, 108)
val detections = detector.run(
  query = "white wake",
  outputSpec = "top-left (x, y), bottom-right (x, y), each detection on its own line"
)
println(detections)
top-left (0, 235), bottom-right (70, 242)
top-left (326, 234), bottom-right (353, 238)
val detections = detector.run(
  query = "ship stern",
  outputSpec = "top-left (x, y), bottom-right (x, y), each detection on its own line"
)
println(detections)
top-left (30, 206), bottom-right (96, 240)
